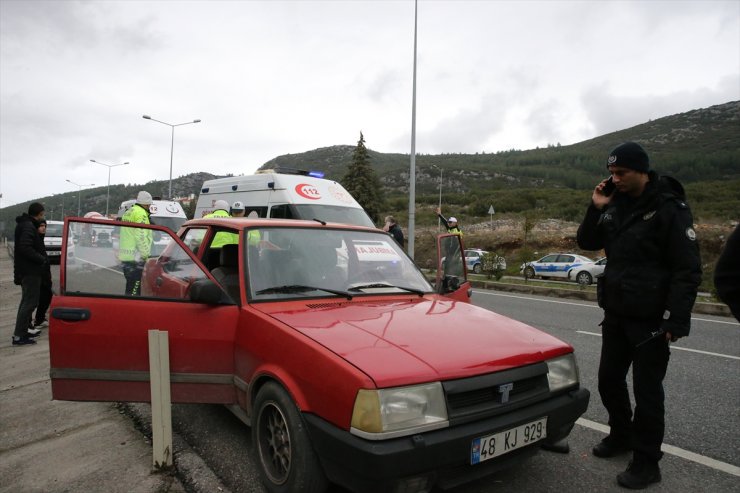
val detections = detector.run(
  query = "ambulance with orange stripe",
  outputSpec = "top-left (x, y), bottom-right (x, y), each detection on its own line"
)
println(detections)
top-left (193, 169), bottom-right (375, 227)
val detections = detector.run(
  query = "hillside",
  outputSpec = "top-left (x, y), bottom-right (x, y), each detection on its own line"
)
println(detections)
top-left (1, 100), bottom-right (738, 234)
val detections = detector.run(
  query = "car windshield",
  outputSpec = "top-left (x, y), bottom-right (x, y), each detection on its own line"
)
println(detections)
top-left (45, 223), bottom-right (63, 237)
top-left (284, 204), bottom-right (375, 228)
top-left (247, 227), bottom-right (431, 301)
top-left (150, 216), bottom-right (186, 232)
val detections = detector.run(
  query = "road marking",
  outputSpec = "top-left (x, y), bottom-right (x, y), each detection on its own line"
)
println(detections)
top-left (575, 331), bottom-right (740, 360)
top-left (76, 257), bottom-right (124, 276)
top-left (473, 290), bottom-right (739, 325)
top-left (576, 418), bottom-right (740, 477)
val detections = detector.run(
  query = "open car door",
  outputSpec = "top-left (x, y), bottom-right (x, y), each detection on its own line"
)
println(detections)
top-left (436, 233), bottom-right (471, 302)
top-left (49, 217), bottom-right (238, 404)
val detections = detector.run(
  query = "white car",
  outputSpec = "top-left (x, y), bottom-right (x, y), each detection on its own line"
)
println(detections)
top-left (465, 249), bottom-right (506, 274)
top-left (568, 256), bottom-right (606, 285)
top-left (521, 253), bottom-right (595, 280)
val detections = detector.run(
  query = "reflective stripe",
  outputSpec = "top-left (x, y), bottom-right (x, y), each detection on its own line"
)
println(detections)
top-left (50, 367), bottom-right (233, 385)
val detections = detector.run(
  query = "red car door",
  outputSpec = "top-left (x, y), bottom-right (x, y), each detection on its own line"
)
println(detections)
top-left (50, 218), bottom-right (238, 404)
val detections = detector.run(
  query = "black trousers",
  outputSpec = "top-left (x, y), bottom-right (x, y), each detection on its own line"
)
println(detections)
top-left (15, 275), bottom-right (41, 338)
top-left (35, 281), bottom-right (53, 324)
top-left (122, 261), bottom-right (144, 296)
top-left (598, 314), bottom-right (670, 463)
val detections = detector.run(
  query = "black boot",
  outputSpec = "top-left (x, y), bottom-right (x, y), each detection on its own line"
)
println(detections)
top-left (592, 435), bottom-right (631, 458)
top-left (617, 460), bottom-right (661, 489)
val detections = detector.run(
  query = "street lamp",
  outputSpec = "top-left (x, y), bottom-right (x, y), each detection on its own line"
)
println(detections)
top-left (65, 179), bottom-right (95, 217)
top-left (91, 159), bottom-right (129, 217)
top-left (142, 114), bottom-right (201, 199)
top-left (431, 165), bottom-right (443, 231)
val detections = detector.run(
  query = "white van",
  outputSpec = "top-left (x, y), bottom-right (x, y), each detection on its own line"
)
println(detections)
top-left (193, 170), bottom-right (375, 227)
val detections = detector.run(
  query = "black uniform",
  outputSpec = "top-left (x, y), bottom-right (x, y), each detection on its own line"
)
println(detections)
top-left (577, 171), bottom-right (701, 464)
top-left (714, 224), bottom-right (740, 321)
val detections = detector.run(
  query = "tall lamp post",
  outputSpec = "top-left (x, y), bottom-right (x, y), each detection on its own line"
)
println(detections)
top-left (142, 115), bottom-right (201, 199)
top-left (65, 180), bottom-right (94, 217)
top-left (431, 164), bottom-right (443, 231)
top-left (91, 159), bottom-right (129, 217)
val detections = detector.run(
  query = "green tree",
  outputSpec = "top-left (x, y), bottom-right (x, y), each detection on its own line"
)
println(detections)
top-left (342, 132), bottom-right (384, 223)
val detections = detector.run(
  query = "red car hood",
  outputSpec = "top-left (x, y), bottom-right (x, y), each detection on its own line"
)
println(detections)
top-left (254, 296), bottom-right (572, 388)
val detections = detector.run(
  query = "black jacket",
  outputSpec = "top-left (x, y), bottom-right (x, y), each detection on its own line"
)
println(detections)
top-left (714, 224), bottom-right (740, 321)
top-left (14, 213), bottom-right (47, 282)
top-left (388, 224), bottom-right (404, 247)
top-left (577, 172), bottom-right (702, 337)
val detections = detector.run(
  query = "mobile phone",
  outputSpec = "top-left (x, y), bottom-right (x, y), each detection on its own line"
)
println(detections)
top-left (600, 177), bottom-right (616, 196)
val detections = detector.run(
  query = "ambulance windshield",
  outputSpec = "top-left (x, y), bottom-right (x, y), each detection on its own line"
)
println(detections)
top-left (270, 204), bottom-right (374, 228)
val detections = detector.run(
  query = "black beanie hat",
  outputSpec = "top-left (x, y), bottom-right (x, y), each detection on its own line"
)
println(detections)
top-left (607, 142), bottom-right (649, 173)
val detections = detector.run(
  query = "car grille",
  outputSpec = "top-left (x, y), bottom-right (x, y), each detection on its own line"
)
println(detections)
top-left (442, 362), bottom-right (550, 424)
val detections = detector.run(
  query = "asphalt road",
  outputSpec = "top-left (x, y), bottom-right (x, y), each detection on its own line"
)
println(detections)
top-left (47, 265), bottom-right (740, 492)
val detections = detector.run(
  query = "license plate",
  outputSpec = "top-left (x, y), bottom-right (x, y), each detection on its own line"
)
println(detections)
top-left (48, 251), bottom-right (61, 256)
top-left (471, 417), bottom-right (547, 464)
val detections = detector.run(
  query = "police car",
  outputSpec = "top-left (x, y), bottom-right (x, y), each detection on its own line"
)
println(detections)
top-left (465, 249), bottom-right (507, 274)
top-left (567, 256), bottom-right (607, 285)
top-left (521, 253), bottom-right (595, 280)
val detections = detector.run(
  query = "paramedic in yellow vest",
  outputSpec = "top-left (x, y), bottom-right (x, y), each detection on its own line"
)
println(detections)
top-left (205, 200), bottom-right (238, 248)
top-left (436, 207), bottom-right (463, 236)
top-left (118, 191), bottom-right (153, 296)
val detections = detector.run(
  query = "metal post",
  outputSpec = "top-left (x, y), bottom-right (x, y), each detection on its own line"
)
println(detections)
top-left (148, 329), bottom-right (173, 468)
top-left (407, 0), bottom-right (418, 259)
top-left (169, 126), bottom-right (175, 199)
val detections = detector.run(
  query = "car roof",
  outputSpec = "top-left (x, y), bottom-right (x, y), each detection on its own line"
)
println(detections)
top-left (182, 217), bottom-right (378, 233)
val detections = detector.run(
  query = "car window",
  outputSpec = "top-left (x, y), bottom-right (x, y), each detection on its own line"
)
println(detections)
top-left (182, 228), bottom-right (208, 255)
top-left (540, 254), bottom-right (559, 263)
top-left (248, 227), bottom-right (431, 300)
top-left (558, 255), bottom-right (575, 263)
top-left (65, 220), bottom-right (208, 301)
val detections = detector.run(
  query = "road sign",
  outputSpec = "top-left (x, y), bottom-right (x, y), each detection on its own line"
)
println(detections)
top-left (488, 205), bottom-right (495, 214)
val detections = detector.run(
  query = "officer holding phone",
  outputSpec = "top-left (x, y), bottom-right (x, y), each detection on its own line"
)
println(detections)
top-left (577, 142), bottom-right (701, 489)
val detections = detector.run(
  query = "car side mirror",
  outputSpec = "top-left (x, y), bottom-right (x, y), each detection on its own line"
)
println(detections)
top-left (189, 278), bottom-right (226, 304)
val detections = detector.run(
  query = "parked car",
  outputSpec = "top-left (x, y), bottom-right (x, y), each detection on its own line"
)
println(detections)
top-left (568, 256), bottom-right (606, 285)
top-left (465, 249), bottom-right (506, 274)
top-left (51, 217), bottom-right (589, 493)
top-left (520, 253), bottom-right (595, 280)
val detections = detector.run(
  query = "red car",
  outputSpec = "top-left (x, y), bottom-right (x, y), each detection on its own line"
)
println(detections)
top-left (50, 217), bottom-right (589, 493)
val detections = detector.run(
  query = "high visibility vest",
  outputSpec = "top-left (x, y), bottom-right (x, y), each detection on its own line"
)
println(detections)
top-left (118, 204), bottom-right (152, 261)
top-left (448, 226), bottom-right (463, 236)
top-left (205, 210), bottom-right (239, 248)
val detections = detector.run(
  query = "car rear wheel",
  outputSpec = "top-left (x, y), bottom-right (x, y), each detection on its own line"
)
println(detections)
top-left (576, 271), bottom-right (593, 285)
top-left (524, 266), bottom-right (535, 279)
top-left (473, 263), bottom-right (482, 274)
top-left (253, 382), bottom-right (328, 493)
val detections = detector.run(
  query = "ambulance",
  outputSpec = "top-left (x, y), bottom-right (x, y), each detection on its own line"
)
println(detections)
top-left (193, 170), bottom-right (375, 227)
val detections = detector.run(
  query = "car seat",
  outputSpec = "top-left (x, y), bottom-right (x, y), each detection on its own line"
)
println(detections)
top-left (211, 244), bottom-right (240, 302)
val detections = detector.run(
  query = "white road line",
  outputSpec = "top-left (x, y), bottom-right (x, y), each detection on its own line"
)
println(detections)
top-left (473, 290), bottom-right (739, 325)
top-left (76, 257), bottom-right (124, 276)
top-left (575, 331), bottom-right (740, 361)
top-left (576, 418), bottom-right (740, 477)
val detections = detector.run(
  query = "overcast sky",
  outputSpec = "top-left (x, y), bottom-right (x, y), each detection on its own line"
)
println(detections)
top-left (1, 0), bottom-right (738, 208)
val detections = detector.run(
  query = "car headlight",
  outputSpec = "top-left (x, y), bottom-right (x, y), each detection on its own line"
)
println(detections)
top-left (350, 382), bottom-right (449, 440)
top-left (546, 353), bottom-right (579, 392)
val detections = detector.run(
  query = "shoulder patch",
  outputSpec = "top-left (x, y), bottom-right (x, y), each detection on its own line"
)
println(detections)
top-left (686, 227), bottom-right (697, 241)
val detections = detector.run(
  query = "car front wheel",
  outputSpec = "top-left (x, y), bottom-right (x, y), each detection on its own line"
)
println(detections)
top-left (524, 266), bottom-right (535, 279)
top-left (253, 382), bottom-right (328, 493)
top-left (576, 271), bottom-right (593, 285)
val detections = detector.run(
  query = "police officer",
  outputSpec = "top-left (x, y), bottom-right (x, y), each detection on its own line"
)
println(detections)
top-left (436, 207), bottom-right (462, 236)
top-left (204, 199), bottom-right (238, 248)
top-left (231, 201), bottom-right (246, 217)
top-left (577, 142), bottom-right (701, 489)
top-left (118, 191), bottom-right (153, 296)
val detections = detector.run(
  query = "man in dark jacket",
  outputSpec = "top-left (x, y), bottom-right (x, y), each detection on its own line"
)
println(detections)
top-left (13, 202), bottom-right (48, 345)
top-left (577, 142), bottom-right (701, 489)
top-left (714, 224), bottom-right (739, 321)
top-left (383, 215), bottom-right (404, 248)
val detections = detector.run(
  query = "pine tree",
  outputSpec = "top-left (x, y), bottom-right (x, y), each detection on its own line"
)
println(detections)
top-left (342, 132), bottom-right (384, 223)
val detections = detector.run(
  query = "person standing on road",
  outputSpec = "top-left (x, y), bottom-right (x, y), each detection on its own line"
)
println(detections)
top-left (714, 224), bottom-right (740, 322)
top-left (12, 202), bottom-right (47, 345)
top-left (436, 207), bottom-right (462, 236)
top-left (205, 199), bottom-right (239, 248)
top-left (383, 215), bottom-right (404, 247)
top-left (230, 201), bottom-right (246, 218)
top-left (118, 191), bottom-right (153, 296)
top-left (32, 219), bottom-right (53, 329)
top-left (577, 142), bottom-right (701, 489)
